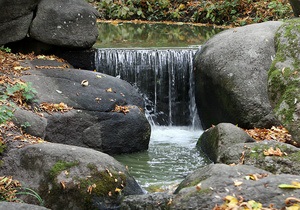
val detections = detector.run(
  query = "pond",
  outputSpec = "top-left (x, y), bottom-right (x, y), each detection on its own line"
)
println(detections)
top-left (94, 21), bottom-right (220, 192)
top-left (94, 21), bottom-right (222, 48)
top-left (114, 126), bottom-right (211, 192)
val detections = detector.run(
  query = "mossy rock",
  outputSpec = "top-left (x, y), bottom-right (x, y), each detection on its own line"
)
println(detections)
top-left (0, 143), bottom-right (144, 210)
top-left (268, 18), bottom-right (300, 143)
top-left (220, 140), bottom-right (300, 175)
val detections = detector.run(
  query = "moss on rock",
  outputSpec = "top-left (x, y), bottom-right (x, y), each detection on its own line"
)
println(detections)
top-left (44, 161), bottom-right (127, 209)
top-left (268, 18), bottom-right (300, 143)
top-left (49, 160), bottom-right (79, 179)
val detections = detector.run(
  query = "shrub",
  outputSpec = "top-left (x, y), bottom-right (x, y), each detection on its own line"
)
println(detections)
top-left (88, 0), bottom-right (293, 26)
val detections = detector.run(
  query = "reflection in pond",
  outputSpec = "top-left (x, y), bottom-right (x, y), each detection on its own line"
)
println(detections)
top-left (94, 22), bottom-right (222, 48)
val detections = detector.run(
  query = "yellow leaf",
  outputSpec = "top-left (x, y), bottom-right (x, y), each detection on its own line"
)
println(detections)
top-left (292, 181), bottom-right (300, 187)
top-left (37, 55), bottom-right (46, 59)
top-left (234, 181), bottom-right (243, 186)
top-left (224, 195), bottom-right (238, 205)
top-left (106, 88), bottom-right (113, 92)
top-left (286, 205), bottom-right (300, 210)
top-left (247, 200), bottom-right (262, 209)
top-left (278, 183), bottom-right (300, 189)
top-left (115, 188), bottom-right (122, 193)
top-left (13, 66), bottom-right (23, 70)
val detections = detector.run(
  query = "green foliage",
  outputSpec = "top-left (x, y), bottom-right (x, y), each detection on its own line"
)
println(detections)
top-left (88, 0), bottom-right (293, 26)
top-left (6, 81), bottom-right (37, 103)
top-left (49, 161), bottom-right (79, 179)
top-left (16, 187), bottom-right (44, 206)
top-left (0, 105), bottom-right (14, 125)
top-left (0, 94), bottom-right (15, 125)
top-left (0, 176), bottom-right (43, 206)
top-left (0, 46), bottom-right (11, 53)
top-left (21, 121), bottom-right (31, 129)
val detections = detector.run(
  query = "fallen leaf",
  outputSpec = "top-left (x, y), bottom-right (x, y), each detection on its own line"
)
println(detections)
top-left (279, 182), bottom-right (300, 189)
top-left (61, 181), bottom-right (66, 189)
top-left (239, 151), bottom-right (245, 164)
top-left (196, 183), bottom-right (201, 191)
top-left (106, 88), bottom-right (113, 92)
top-left (112, 105), bottom-right (130, 115)
top-left (263, 147), bottom-right (284, 157)
top-left (286, 197), bottom-right (300, 210)
top-left (115, 188), bottom-right (122, 193)
top-left (234, 181), bottom-right (243, 186)
top-left (37, 55), bottom-right (46, 59)
top-left (81, 80), bottom-right (89, 87)
top-left (224, 195), bottom-right (239, 207)
top-left (95, 97), bottom-right (102, 103)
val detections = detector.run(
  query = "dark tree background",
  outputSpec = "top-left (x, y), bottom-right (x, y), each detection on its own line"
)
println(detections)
top-left (289, 0), bottom-right (300, 17)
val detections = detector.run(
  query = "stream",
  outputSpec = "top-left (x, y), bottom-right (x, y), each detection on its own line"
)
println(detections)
top-left (95, 22), bottom-right (220, 192)
top-left (114, 126), bottom-right (211, 191)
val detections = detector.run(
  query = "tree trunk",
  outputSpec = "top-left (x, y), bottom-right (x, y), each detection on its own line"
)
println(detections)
top-left (289, 0), bottom-right (300, 17)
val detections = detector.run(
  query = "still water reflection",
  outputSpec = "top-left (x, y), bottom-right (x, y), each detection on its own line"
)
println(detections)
top-left (94, 22), bottom-right (222, 48)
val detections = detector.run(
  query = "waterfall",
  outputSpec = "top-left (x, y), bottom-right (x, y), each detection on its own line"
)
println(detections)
top-left (95, 48), bottom-right (200, 128)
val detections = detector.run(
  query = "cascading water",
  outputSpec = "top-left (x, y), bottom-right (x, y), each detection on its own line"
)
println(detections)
top-left (95, 48), bottom-right (201, 127)
top-left (95, 48), bottom-right (210, 190)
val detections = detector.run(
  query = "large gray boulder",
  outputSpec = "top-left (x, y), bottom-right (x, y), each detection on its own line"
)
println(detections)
top-left (1, 143), bottom-right (144, 209)
top-left (194, 21), bottom-right (283, 130)
top-left (0, 0), bottom-right (39, 45)
top-left (13, 59), bottom-right (151, 155)
top-left (121, 193), bottom-right (173, 210)
top-left (172, 164), bottom-right (300, 209)
top-left (197, 123), bottom-right (300, 175)
top-left (0, 202), bottom-right (49, 210)
top-left (220, 140), bottom-right (300, 175)
top-left (268, 19), bottom-right (300, 144)
top-left (0, 0), bottom-right (99, 49)
top-left (30, 0), bottom-right (99, 48)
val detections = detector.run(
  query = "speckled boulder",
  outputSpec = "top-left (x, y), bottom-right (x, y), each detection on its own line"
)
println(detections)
top-left (30, 0), bottom-right (99, 48)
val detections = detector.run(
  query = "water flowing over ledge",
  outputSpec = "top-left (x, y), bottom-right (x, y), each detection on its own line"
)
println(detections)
top-left (94, 47), bottom-right (210, 190)
top-left (95, 48), bottom-right (201, 127)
